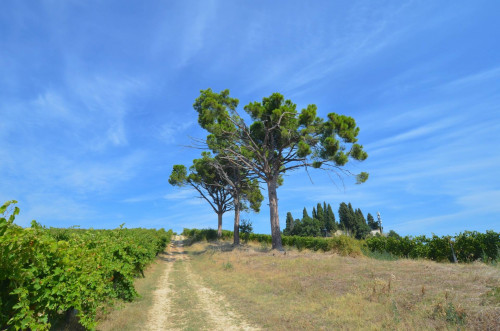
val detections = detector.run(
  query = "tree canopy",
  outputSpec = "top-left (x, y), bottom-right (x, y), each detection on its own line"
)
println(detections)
top-left (169, 152), bottom-right (233, 237)
top-left (194, 89), bottom-right (368, 250)
top-left (211, 157), bottom-right (263, 244)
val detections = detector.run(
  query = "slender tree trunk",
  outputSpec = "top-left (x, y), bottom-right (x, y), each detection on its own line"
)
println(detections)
top-left (217, 212), bottom-right (223, 239)
top-left (233, 196), bottom-right (240, 245)
top-left (267, 178), bottom-right (283, 250)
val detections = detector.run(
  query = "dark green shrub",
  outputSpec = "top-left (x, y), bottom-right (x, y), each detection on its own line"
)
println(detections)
top-left (239, 219), bottom-right (253, 243)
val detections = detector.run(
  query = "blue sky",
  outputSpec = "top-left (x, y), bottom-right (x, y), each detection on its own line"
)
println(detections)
top-left (1, 1), bottom-right (499, 236)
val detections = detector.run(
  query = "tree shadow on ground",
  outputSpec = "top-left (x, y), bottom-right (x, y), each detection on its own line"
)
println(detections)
top-left (157, 250), bottom-right (187, 262)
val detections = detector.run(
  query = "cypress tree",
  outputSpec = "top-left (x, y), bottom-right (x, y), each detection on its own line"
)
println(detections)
top-left (338, 202), bottom-right (350, 233)
top-left (292, 218), bottom-right (302, 236)
top-left (303, 207), bottom-right (310, 220)
top-left (367, 213), bottom-right (378, 230)
top-left (326, 203), bottom-right (337, 232)
top-left (316, 203), bottom-right (325, 228)
top-left (354, 208), bottom-right (370, 239)
top-left (312, 207), bottom-right (317, 220)
top-left (347, 203), bottom-right (356, 235)
top-left (284, 212), bottom-right (295, 235)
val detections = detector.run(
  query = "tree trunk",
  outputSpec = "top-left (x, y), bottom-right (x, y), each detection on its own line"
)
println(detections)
top-left (217, 212), bottom-right (223, 239)
top-left (267, 178), bottom-right (283, 250)
top-left (233, 196), bottom-right (240, 245)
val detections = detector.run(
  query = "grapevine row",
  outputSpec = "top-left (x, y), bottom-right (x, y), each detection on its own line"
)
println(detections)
top-left (0, 200), bottom-right (173, 330)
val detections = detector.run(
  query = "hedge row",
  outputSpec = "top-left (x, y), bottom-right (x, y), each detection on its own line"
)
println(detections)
top-left (182, 228), bottom-right (363, 256)
top-left (0, 201), bottom-right (173, 330)
top-left (183, 228), bottom-right (500, 263)
top-left (365, 230), bottom-right (500, 262)
top-left (182, 228), bottom-right (233, 242)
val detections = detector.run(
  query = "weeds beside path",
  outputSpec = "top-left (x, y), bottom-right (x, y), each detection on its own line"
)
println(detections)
top-left (100, 238), bottom-right (500, 330)
top-left (186, 240), bottom-right (500, 330)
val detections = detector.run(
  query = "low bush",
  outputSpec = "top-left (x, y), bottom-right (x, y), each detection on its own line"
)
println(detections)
top-left (181, 228), bottom-right (232, 242)
top-left (185, 227), bottom-right (500, 264)
top-left (183, 228), bottom-right (362, 256)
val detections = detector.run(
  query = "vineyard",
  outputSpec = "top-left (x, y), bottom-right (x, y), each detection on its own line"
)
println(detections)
top-left (2, 200), bottom-right (499, 330)
top-left (365, 231), bottom-right (500, 262)
top-left (0, 201), bottom-right (173, 330)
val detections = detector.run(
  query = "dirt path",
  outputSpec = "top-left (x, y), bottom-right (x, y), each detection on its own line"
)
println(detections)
top-left (145, 238), bottom-right (259, 331)
top-left (146, 243), bottom-right (176, 331)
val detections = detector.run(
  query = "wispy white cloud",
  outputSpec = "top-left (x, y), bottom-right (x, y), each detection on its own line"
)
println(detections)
top-left (132, 209), bottom-right (220, 231)
top-left (163, 189), bottom-right (205, 206)
top-left (456, 190), bottom-right (500, 213)
top-left (442, 66), bottom-right (500, 89)
top-left (392, 212), bottom-right (462, 234)
top-left (151, 0), bottom-right (218, 67)
top-left (70, 74), bottom-right (145, 149)
top-left (157, 121), bottom-right (193, 144)
top-left (163, 189), bottom-right (196, 200)
top-left (366, 117), bottom-right (459, 150)
top-left (61, 151), bottom-right (147, 193)
top-left (243, 2), bottom-right (433, 95)
top-left (15, 193), bottom-right (95, 227)
top-left (33, 91), bottom-right (74, 121)
top-left (121, 193), bottom-right (162, 203)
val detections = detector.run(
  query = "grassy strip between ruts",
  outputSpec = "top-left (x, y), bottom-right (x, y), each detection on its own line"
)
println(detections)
top-left (186, 241), bottom-right (500, 330)
top-left (168, 259), bottom-right (212, 330)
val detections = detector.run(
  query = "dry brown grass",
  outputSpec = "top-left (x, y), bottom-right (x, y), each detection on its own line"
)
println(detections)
top-left (186, 241), bottom-right (500, 330)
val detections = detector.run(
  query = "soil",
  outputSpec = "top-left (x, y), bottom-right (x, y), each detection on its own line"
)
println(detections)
top-left (145, 237), bottom-right (259, 330)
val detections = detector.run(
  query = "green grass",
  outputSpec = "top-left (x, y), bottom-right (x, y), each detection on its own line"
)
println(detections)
top-left (361, 246), bottom-right (399, 261)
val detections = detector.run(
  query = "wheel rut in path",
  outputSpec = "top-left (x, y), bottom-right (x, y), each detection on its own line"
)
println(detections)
top-left (145, 238), bottom-right (259, 331)
top-left (184, 261), bottom-right (259, 331)
top-left (146, 239), bottom-right (185, 331)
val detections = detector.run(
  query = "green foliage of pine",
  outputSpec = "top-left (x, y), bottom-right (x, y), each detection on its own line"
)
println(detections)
top-left (194, 89), bottom-right (369, 250)
top-left (0, 201), bottom-right (173, 330)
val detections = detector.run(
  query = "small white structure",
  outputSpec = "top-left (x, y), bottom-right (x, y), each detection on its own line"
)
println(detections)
top-left (333, 229), bottom-right (345, 236)
top-left (377, 211), bottom-right (383, 234)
